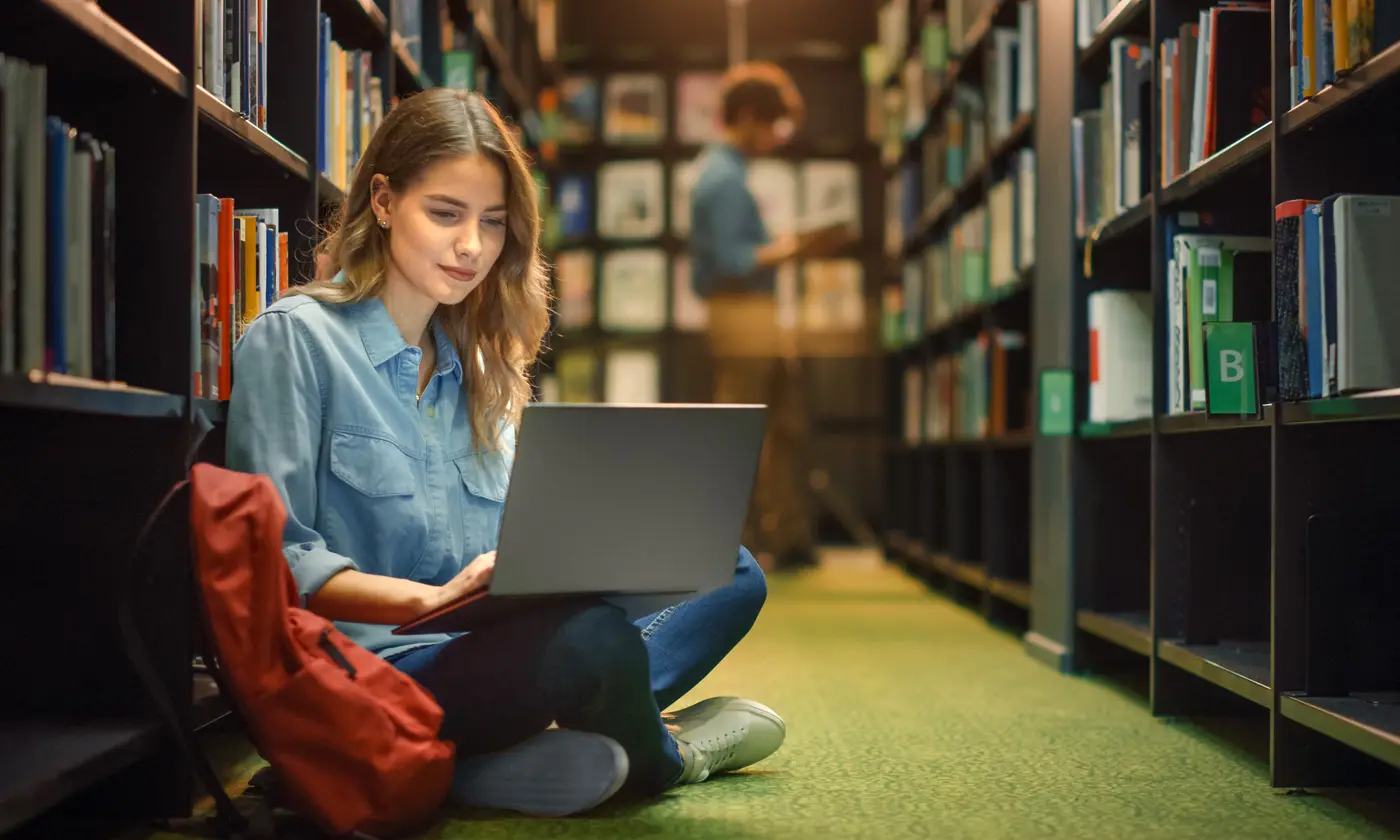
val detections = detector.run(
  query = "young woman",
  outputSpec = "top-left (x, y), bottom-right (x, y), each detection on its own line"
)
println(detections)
top-left (224, 88), bottom-right (785, 818)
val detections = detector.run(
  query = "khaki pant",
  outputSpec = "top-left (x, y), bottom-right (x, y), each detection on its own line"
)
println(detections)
top-left (706, 294), bottom-right (813, 561)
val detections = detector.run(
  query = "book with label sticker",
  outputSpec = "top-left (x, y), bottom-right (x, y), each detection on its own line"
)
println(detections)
top-left (597, 160), bottom-right (664, 240)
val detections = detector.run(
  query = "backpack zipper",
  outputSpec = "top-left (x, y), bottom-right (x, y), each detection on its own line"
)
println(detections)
top-left (318, 628), bottom-right (357, 679)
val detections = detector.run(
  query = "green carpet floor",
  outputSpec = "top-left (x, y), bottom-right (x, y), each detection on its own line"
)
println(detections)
top-left (156, 560), bottom-right (1400, 839)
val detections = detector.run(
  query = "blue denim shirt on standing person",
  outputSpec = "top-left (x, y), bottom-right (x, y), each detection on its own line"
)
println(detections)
top-left (689, 142), bottom-right (775, 299)
top-left (225, 277), bottom-right (514, 661)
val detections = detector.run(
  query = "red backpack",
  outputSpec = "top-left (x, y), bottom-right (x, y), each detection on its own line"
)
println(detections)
top-left (121, 462), bottom-right (455, 839)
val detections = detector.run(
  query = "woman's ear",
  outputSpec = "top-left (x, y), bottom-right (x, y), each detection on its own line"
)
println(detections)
top-left (369, 173), bottom-right (393, 227)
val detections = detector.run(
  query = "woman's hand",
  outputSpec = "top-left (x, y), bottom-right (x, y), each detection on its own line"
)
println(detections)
top-left (433, 550), bottom-right (496, 610)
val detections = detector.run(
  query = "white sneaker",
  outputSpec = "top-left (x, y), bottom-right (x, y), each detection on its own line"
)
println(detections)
top-left (665, 697), bottom-right (786, 784)
top-left (450, 729), bottom-right (629, 817)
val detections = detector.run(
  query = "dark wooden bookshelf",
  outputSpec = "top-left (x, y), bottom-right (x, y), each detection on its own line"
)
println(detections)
top-left (884, 0), bottom-right (1036, 632)
top-left (0, 0), bottom-right (548, 834)
top-left (879, 0), bottom-right (1400, 799)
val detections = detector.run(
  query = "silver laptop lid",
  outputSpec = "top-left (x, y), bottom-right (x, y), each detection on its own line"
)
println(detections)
top-left (489, 403), bottom-right (767, 598)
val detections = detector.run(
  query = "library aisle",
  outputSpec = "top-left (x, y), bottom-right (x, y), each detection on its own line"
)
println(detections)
top-left (128, 555), bottom-right (1397, 840)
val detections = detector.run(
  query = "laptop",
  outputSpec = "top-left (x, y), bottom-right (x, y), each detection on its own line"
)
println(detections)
top-left (393, 402), bottom-right (768, 635)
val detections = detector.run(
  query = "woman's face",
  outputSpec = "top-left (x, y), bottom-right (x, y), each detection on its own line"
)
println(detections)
top-left (373, 153), bottom-right (509, 308)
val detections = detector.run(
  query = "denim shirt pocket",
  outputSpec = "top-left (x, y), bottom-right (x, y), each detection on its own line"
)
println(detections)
top-left (326, 428), bottom-right (429, 580)
top-left (449, 448), bottom-right (510, 564)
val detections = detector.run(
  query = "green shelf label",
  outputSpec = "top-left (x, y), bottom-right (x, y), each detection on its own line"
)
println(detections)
top-left (1039, 369), bottom-right (1074, 437)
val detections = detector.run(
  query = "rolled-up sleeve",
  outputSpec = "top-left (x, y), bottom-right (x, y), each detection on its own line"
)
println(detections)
top-left (225, 311), bottom-right (357, 605)
top-left (699, 179), bottom-right (758, 280)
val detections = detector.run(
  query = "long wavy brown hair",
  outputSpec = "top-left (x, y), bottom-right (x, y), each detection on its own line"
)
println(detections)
top-left (293, 88), bottom-right (550, 452)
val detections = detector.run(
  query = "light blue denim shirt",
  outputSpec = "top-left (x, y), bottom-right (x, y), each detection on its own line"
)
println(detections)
top-left (689, 142), bottom-right (776, 299)
top-left (224, 285), bottom-right (514, 661)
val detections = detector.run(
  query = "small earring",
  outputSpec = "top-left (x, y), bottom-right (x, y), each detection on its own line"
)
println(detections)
top-left (378, 218), bottom-right (389, 229)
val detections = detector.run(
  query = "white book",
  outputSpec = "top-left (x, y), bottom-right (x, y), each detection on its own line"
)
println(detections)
top-left (1016, 148), bottom-right (1036, 271)
top-left (747, 159), bottom-right (799, 238)
top-left (799, 160), bottom-right (861, 235)
top-left (605, 349), bottom-right (660, 404)
top-left (1334, 195), bottom-right (1400, 394)
top-left (1088, 289), bottom-right (1153, 422)
top-left (1017, 1), bottom-right (1037, 116)
top-left (599, 249), bottom-right (667, 332)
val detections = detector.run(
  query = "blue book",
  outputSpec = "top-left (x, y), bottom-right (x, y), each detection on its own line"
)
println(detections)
top-left (45, 117), bottom-right (68, 374)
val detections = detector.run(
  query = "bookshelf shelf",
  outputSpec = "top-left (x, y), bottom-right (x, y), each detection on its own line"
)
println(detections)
top-left (1158, 407), bottom-right (1273, 435)
top-left (989, 112), bottom-right (1035, 164)
top-left (193, 398), bottom-right (228, 424)
top-left (1078, 0), bottom-right (1149, 70)
top-left (0, 720), bottom-right (161, 836)
top-left (1087, 195), bottom-right (1152, 248)
top-left (1076, 609), bottom-right (1151, 656)
top-left (1158, 639), bottom-right (1272, 708)
top-left (988, 576), bottom-right (1031, 609)
top-left (35, 0), bottom-right (184, 97)
top-left (467, 5), bottom-right (531, 110)
top-left (1078, 418), bottom-right (1151, 438)
top-left (1158, 123), bottom-right (1272, 209)
top-left (1281, 695), bottom-right (1400, 771)
top-left (196, 86), bottom-right (310, 182)
top-left (0, 378), bottom-right (185, 419)
top-left (1282, 40), bottom-right (1400, 135)
top-left (1279, 395), bottom-right (1400, 426)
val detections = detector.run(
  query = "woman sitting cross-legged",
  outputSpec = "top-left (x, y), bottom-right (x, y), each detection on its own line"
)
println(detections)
top-left (224, 87), bottom-right (784, 818)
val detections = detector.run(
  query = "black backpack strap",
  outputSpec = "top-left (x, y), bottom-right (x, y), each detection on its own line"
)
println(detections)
top-left (116, 477), bottom-right (255, 838)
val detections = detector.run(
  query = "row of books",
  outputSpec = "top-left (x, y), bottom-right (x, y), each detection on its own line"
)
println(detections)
top-left (0, 56), bottom-right (117, 382)
top-left (1060, 196), bottom-right (1399, 424)
top-left (193, 196), bottom-right (289, 400)
top-left (556, 73), bottom-right (719, 148)
top-left (1291, 0), bottom-right (1400, 107)
top-left (555, 64), bottom-right (868, 151)
top-left (899, 329), bottom-right (1030, 444)
top-left (319, 15), bottom-right (389, 193)
top-left (1275, 194), bottom-right (1400, 403)
top-left (552, 158), bottom-right (862, 243)
top-left (553, 250), bottom-right (866, 336)
top-left (869, 0), bottom-right (1036, 164)
top-left (541, 347), bottom-right (662, 405)
top-left (1161, 4), bottom-right (1270, 186)
top-left (886, 151), bottom-right (1036, 346)
top-left (198, 0), bottom-right (268, 129)
top-left (1071, 36), bottom-right (1150, 235)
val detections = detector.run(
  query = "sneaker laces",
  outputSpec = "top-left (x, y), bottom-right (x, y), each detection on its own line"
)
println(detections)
top-left (679, 725), bottom-right (748, 782)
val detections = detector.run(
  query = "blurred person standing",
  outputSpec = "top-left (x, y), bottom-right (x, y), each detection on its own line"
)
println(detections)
top-left (689, 62), bottom-right (852, 570)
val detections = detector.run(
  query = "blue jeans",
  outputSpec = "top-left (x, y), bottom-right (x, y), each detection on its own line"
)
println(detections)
top-left (390, 548), bottom-right (768, 798)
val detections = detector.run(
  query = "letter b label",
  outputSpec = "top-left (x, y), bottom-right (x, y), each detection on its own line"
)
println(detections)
top-left (1219, 349), bottom-right (1244, 383)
